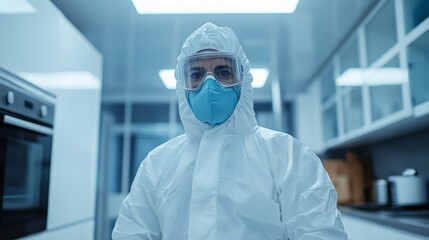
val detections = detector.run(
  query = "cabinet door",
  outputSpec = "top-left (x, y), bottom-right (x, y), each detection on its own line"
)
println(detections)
top-left (365, 0), bottom-right (398, 66)
top-left (322, 103), bottom-right (338, 141)
top-left (321, 65), bottom-right (339, 142)
top-left (407, 29), bottom-right (429, 106)
top-left (321, 66), bottom-right (336, 104)
top-left (368, 55), bottom-right (405, 121)
top-left (337, 37), bottom-right (365, 133)
top-left (341, 88), bottom-right (364, 133)
top-left (403, 0), bottom-right (429, 34)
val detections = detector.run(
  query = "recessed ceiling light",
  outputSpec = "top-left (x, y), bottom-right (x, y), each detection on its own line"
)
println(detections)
top-left (132, 0), bottom-right (299, 14)
top-left (0, 0), bottom-right (36, 14)
top-left (250, 68), bottom-right (269, 88)
top-left (159, 69), bottom-right (176, 89)
top-left (159, 68), bottom-right (269, 89)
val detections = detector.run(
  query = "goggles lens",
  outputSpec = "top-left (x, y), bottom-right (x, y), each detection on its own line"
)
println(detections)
top-left (179, 52), bottom-right (242, 90)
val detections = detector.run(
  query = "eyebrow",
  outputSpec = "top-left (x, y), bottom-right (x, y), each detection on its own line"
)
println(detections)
top-left (189, 67), bottom-right (206, 71)
top-left (188, 65), bottom-right (233, 72)
top-left (214, 65), bottom-right (233, 71)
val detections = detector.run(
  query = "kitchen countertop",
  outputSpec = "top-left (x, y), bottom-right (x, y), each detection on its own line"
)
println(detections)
top-left (339, 205), bottom-right (429, 237)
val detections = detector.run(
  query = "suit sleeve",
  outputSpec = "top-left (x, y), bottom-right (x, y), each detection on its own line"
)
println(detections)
top-left (277, 138), bottom-right (348, 239)
top-left (112, 162), bottom-right (162, 240)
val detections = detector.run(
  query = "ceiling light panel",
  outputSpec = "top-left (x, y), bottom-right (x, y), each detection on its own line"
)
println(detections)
top-left (132, 0), bottom-right (299, 14)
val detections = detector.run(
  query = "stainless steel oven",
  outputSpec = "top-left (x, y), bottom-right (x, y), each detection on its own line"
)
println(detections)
top-left (0, 67), bottom-right (55, 240)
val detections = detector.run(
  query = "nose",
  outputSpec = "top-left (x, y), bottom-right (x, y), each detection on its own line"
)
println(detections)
top-left (201, 72), bottom-right (217, 83)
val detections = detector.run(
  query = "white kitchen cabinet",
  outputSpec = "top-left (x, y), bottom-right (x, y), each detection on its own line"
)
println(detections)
top-left (341, 214), bottom-right (429, 240)
top-left (356, 0), bottom-right (414, 137)
top-left (317, 0), bottom-right (429, 151)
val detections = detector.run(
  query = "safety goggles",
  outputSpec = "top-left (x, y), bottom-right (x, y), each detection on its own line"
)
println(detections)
top-left (177, 52), bottom-right (243, 91)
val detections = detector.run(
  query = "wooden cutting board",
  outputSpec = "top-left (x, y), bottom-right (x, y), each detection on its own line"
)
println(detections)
top-left (322, 152), bottom-right (365, 204)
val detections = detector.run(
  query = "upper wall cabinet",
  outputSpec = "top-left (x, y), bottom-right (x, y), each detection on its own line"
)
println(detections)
top-left (313, 0), bottom-right (429, 151)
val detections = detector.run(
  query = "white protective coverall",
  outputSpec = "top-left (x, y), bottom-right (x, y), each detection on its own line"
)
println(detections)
top-left (112, 22), bottom-right (348, 240)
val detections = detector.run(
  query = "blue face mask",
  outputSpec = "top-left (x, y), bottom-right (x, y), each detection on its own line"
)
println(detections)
top-left (186, 77), bottom-right (241, 126)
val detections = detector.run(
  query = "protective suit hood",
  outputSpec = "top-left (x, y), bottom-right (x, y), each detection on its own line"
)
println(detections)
top-left (175, 22), bottom-right (257, 139)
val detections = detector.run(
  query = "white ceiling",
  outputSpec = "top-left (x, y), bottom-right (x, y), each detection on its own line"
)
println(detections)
top-left (51, 0), bottom-right (378, 103)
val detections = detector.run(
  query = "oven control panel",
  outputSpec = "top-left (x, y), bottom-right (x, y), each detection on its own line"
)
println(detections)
top-left (0, 75), bottom-right (55, 127)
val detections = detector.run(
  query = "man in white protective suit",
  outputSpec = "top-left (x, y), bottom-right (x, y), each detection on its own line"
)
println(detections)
top-left (112, 22), bottom-right (348, 240)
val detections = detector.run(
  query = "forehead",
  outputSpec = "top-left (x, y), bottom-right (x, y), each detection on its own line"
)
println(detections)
top-left (188, 57), bottom-right (233, 68)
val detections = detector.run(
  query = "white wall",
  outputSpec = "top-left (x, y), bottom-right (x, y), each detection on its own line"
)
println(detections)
top-left (46, 88), bottom-right (101, 229)
top-left (294, 79), bottom-right (324, 154)
top-left (0, 0), bottom-right (101, 77)
top-left (0, 0), bottom-right (102, 239)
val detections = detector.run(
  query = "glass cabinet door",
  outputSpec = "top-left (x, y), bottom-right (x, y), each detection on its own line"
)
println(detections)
top-left (320, 66), bottom-right (335, 103)
top-left (320, 64), bottom-right (338, 142)
top-left (342, 88), bottom-right (364, 133)
top-left (337, 37), bottom-right (365, 133)
top-left (322, 103), bottom-right (338, 141)
top-left (407, 29), bottom-right (429, 106)
top-left (368, 55), bottom-right (405, 121)
top-left (403, 0), bottom-right (429, 34)
top-left (365, 0), bottom-right (397, 65)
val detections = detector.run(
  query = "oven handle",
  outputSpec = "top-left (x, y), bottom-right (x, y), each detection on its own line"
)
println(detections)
top-left (3, 115), bottom-right (53, 136)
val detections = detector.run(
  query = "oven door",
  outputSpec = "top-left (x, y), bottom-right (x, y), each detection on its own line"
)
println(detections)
top-left (0, 113), bottom-right (53, 240)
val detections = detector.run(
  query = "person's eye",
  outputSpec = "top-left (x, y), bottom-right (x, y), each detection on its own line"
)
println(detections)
top-left (189, 71), bottom-right (203, 81)
top-left (216, 69), bottom-right (232, 79)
